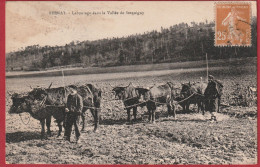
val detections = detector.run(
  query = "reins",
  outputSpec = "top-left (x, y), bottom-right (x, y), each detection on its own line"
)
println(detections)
top-left (32, 83), bottom-right (207, 111)
top-left (176, 92), bottom-right (204, 104)
top-left (40, 95), bottom-right (47, 106)
top-left (19, 113), bottom-right (31, 125)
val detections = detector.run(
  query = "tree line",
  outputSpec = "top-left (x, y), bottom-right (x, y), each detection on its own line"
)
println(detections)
top-left (6, 17), bottom-right (257, 71)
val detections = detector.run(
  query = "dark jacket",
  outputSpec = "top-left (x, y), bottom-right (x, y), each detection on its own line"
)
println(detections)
top-left (205, 79), bottom-right (223, 99)
top-left (67, 93), bottom-right (83, 113)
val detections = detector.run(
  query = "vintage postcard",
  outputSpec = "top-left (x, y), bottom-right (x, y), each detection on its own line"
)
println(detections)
top-left (4, 1), bottom-right (258, 165)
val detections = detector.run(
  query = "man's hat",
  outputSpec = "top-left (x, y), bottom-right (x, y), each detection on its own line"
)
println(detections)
top-left (69, 88), bottom-right (77, 95)
top-left (208, 75), bottom-right (214, 79)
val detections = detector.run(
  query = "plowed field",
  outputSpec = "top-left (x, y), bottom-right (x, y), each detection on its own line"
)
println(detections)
top-left (6, 63), bottom-right (257, 164)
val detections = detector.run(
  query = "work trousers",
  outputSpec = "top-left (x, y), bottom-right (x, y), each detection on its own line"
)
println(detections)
top-left (64, 111), bottom-right (80, 141)
top-left (207, 98), bottom-right (219, 116)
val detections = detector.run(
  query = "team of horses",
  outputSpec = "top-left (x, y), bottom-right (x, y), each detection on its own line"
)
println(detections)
top-left (8, 80), bottom-right (223, 139)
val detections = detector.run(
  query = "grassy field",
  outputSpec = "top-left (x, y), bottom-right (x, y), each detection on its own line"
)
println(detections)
top-left (5, 58), bottom-right (257, 164)
top-left (6, 57), bottom-right (256, 78)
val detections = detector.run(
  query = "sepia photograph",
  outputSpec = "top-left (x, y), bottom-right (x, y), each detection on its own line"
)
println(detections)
top-left (5, 1), bottom-right (258, 165)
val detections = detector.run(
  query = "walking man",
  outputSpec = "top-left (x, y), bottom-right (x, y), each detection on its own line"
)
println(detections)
top-left (64, 88), bottom-right (83, 143)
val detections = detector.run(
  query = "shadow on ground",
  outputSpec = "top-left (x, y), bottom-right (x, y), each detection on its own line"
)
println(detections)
top-left (160, 118), bottom-right (207, 123)
top-left (6, 131), bottom-right (42, 143)
top-left (100, 118), bottom-right (145, 125)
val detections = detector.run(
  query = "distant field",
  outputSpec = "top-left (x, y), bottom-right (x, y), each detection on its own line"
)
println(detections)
top-left (6, 57), bottom-right (256, 78)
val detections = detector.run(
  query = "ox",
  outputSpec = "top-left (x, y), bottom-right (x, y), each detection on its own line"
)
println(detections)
top-left (180, 82), bottom-right (207, 114)
top-left (9, 83), bottom-right (101, 138)
top-left (143, 82), bottom-right (178, 123)
top-left (112, 83), bottom-right (146, 122)
top-left (9, 89), bottom-right (66, 138)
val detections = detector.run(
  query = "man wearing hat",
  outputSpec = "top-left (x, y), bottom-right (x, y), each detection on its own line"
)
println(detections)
top-left (64, 88), bottom-right (83, 142)
top-left (205, 75), bottom-right (223, 122)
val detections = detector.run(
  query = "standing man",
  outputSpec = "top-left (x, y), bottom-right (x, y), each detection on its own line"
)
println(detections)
top-left (64, 88), bottom-right (83, 143)
top-left (205, 75), bottom-right (223, 122)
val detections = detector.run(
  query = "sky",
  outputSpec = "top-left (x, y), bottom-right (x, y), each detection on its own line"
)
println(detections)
top-left (6, 1), bottom-right (257, 53)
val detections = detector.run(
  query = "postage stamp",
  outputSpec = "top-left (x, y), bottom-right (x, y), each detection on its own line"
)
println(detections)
top-left (215, 2), bottom-right (251, 47)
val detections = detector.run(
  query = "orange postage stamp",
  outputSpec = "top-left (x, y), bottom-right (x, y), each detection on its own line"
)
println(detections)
top-left (215, 2), bottom-right (251, 46)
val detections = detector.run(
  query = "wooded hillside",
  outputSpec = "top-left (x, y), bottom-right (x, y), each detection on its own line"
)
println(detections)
top-left (6, 18), bottom-right (257, 71)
